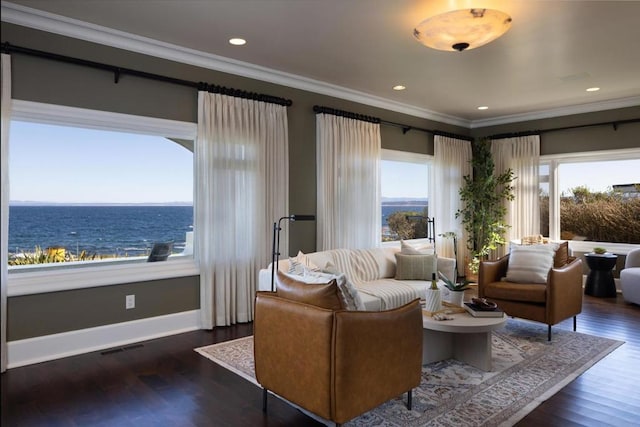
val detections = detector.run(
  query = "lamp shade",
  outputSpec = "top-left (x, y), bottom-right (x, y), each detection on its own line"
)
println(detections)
top-left (413, 8), bottom-right (512, 52)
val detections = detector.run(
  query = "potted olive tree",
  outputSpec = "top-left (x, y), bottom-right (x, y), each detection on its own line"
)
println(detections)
top-left (456, 138), bottom-right (516, 276)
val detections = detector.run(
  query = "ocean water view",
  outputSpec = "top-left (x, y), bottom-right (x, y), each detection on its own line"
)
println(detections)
top-left (8, 203), bottom-right (426, 259)
top-left (8, 205), bottom-right (193, 257)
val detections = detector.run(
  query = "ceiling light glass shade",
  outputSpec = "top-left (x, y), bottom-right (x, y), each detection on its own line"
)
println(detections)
top-left (413, 9), bottom-right (512, 52)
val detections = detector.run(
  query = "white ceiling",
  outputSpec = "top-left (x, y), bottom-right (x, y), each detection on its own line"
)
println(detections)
top-left (3, 0), bottom-right (640, 127)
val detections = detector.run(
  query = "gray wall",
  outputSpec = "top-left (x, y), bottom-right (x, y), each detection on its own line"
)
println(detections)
top-left (7, 276), bottom-right (200, 340)
top-left (471, 107), bottom-right (640, 155)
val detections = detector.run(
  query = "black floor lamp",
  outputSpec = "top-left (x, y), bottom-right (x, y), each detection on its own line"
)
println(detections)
top-left (271, 214), bottom-right (316, 291)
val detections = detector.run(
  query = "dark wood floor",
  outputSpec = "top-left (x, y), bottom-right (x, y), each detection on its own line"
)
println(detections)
top-left (2, 294), bottom-right (639, 427)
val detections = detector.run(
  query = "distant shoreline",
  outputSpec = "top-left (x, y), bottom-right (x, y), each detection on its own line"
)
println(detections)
top-left (10, 202), bottom-right (193, 207)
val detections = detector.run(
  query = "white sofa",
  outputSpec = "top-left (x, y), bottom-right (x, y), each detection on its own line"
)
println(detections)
top-left (621, 248), bottom-right (640, 305)
top-left (258, 246), bottom-right (456, 311)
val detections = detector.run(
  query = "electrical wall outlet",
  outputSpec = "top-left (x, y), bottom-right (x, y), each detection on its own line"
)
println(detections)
top-left (125, 294), bottom-right (135, 309)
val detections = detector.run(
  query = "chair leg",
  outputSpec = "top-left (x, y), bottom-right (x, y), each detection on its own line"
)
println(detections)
top-left (573, 316), bottom-right (577, 331)
top-left (548, 324), bottom-right (552, 341)
top-left (262, 388), bottom-right (268, 413)
top-left (407, 389), bottom-right (413, 410)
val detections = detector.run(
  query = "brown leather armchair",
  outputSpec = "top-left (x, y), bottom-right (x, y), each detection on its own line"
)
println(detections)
top-left (478, 247), bottom-right (583, 341)
top-left (254, 288), bottom-right (422, 426)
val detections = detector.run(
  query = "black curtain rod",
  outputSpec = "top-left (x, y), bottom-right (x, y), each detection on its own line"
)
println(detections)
top-left (2, 42), bottom-right (293, 107)
top-left (313, 105), bottom-right (473, 141)
top-left (313, 105), bottom-right (381, 124)
top-left (488, 118), bottom-right (640, 140)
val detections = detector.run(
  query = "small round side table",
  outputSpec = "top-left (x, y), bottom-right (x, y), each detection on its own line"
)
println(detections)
top-left (584, 253), bottom-right (618, 297)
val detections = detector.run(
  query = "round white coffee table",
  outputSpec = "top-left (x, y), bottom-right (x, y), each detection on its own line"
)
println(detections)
top-left (422, 311), bottom-right (506, 371)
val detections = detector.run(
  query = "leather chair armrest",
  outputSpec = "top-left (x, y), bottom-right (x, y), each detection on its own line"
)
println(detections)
top-left (478, 255), bottom-right (510, 298)
top-left (546, 258), bottom-right (584, 323)
top-left (332, 299), bottom-right (422, 424)
top-left (254, 292), bottom-right (335, 420)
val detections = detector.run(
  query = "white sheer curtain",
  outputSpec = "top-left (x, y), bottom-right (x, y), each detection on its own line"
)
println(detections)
top-left (491, 135), bottom-right (540, 256)
top-left (431, 135), bottom-right (472, 271)
top-left (1, 54), bottom-right (11, 372)
top-left (196, 92), bottom-right (288, 328)
top-left (316, 114), bottom-right (381, 250)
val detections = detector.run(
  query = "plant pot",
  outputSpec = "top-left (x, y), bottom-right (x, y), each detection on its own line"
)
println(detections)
top-left (447, 290), bottom-right (465, 307)
top-left (424, 288), bottom-right (441, 313)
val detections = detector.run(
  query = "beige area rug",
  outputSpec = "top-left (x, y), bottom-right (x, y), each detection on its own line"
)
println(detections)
top-left (195, 319), bottom-right (623, 426)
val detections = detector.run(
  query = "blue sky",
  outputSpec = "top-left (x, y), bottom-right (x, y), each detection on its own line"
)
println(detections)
top-left (382, 157), bottom-right (640, 199)
top-left (557, 160), bottom-right (640, 194)
top-left (381, 160), bottom-right (429, 199)
top-left (10, 121), bottom-right (639, 203)
top-left (9, 121), bottom-right (194, 204)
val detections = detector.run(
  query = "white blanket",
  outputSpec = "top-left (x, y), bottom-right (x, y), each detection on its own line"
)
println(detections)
top-left (354, 279), bottom-right (421, 310)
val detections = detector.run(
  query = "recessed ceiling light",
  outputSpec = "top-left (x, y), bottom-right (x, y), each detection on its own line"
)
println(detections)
top-left (229, 38), bottom-right (246, 46)
top-left (393, 85), bottom-right (406, 91)
top-left (586, 87), bottom-right (600, 92)
top-left (477, 106), bottom-right (489, 110)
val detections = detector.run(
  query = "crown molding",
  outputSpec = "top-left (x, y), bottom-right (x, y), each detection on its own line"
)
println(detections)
top-left (470, 96), bottom-right (640, 129)
top-left (0, 1), bottom-right (469, 128)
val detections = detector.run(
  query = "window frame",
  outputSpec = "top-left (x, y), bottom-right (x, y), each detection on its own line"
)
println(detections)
top-left (540, 147), bottom-right (640, 255)
top-left (7, 100), bottom-right (199, 296)
top-left (380, 149), bottom-right (433, 245)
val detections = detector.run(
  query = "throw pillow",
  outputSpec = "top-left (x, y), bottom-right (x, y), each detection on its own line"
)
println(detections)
top-left (281, 270), bottom-right (365, 311)
top-left (400, 240), bottom-right (435, 255)
top-left (275, 270), bottom-right (343, 310)
top-left (394, 253), bottom-right (437, 281)
top-left (333, 273), bottom-right (366, 311)
top-left (506, 244), bottom-right (556, 284)
top-left (553, 241), bottom-right (570, 268)
top-left (288, 250), bottom-right (320, 275)
top-left (322, 261), bottom-right (339, 275)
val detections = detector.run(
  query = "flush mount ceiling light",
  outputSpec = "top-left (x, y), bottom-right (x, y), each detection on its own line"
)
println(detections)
top-left (393, 85), bottom-right (406, 91)
top-left (229, 38), bottom-right (246, 46)
top-left (413, 8), bottom-right (512, 52)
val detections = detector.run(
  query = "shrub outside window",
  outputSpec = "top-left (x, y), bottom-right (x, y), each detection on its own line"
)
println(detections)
top-left (540, 151), bottom-right (640, 253)
top-left (381, 150), bottom-right (431, 242)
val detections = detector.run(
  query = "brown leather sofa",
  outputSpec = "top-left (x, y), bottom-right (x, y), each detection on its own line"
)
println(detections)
top-left (254, 272), bottom-right (423, 426)
top-left (478, 242), bottom-right (583, 341)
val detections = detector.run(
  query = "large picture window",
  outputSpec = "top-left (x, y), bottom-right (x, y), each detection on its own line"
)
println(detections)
top-left (540, 149), bottom-right (640, 252)
top-left (381, 150), bottom-right (431, 242)
top-left (6, 101), bottom-right (198, 295)
top-left (9, 121), bottom-right (194, 266)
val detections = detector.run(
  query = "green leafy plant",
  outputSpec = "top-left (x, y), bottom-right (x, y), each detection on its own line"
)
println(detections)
top-left (456, 138), bottom-right (516, 274)
top-left (438, 271), bottom-right (470, 292)
top-left (593, 247), bottom-right (607, 254)
top-left (9, 246), bottom-right (102, 265)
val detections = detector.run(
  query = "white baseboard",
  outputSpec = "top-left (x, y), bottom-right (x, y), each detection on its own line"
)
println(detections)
top-left (7, 310), bottom-right (201, 369)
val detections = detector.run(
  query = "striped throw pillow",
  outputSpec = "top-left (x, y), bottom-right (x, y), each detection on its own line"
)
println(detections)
top-left (394, 253), bottom-right (437, 281)
top-left (288, 251), bottom-right (320, 275)
top-left (506, 244), bottom-right (556, 284)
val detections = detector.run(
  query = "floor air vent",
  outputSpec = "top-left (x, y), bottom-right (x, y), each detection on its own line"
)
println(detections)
top-left (101, 343), bottom-right (144, 355)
